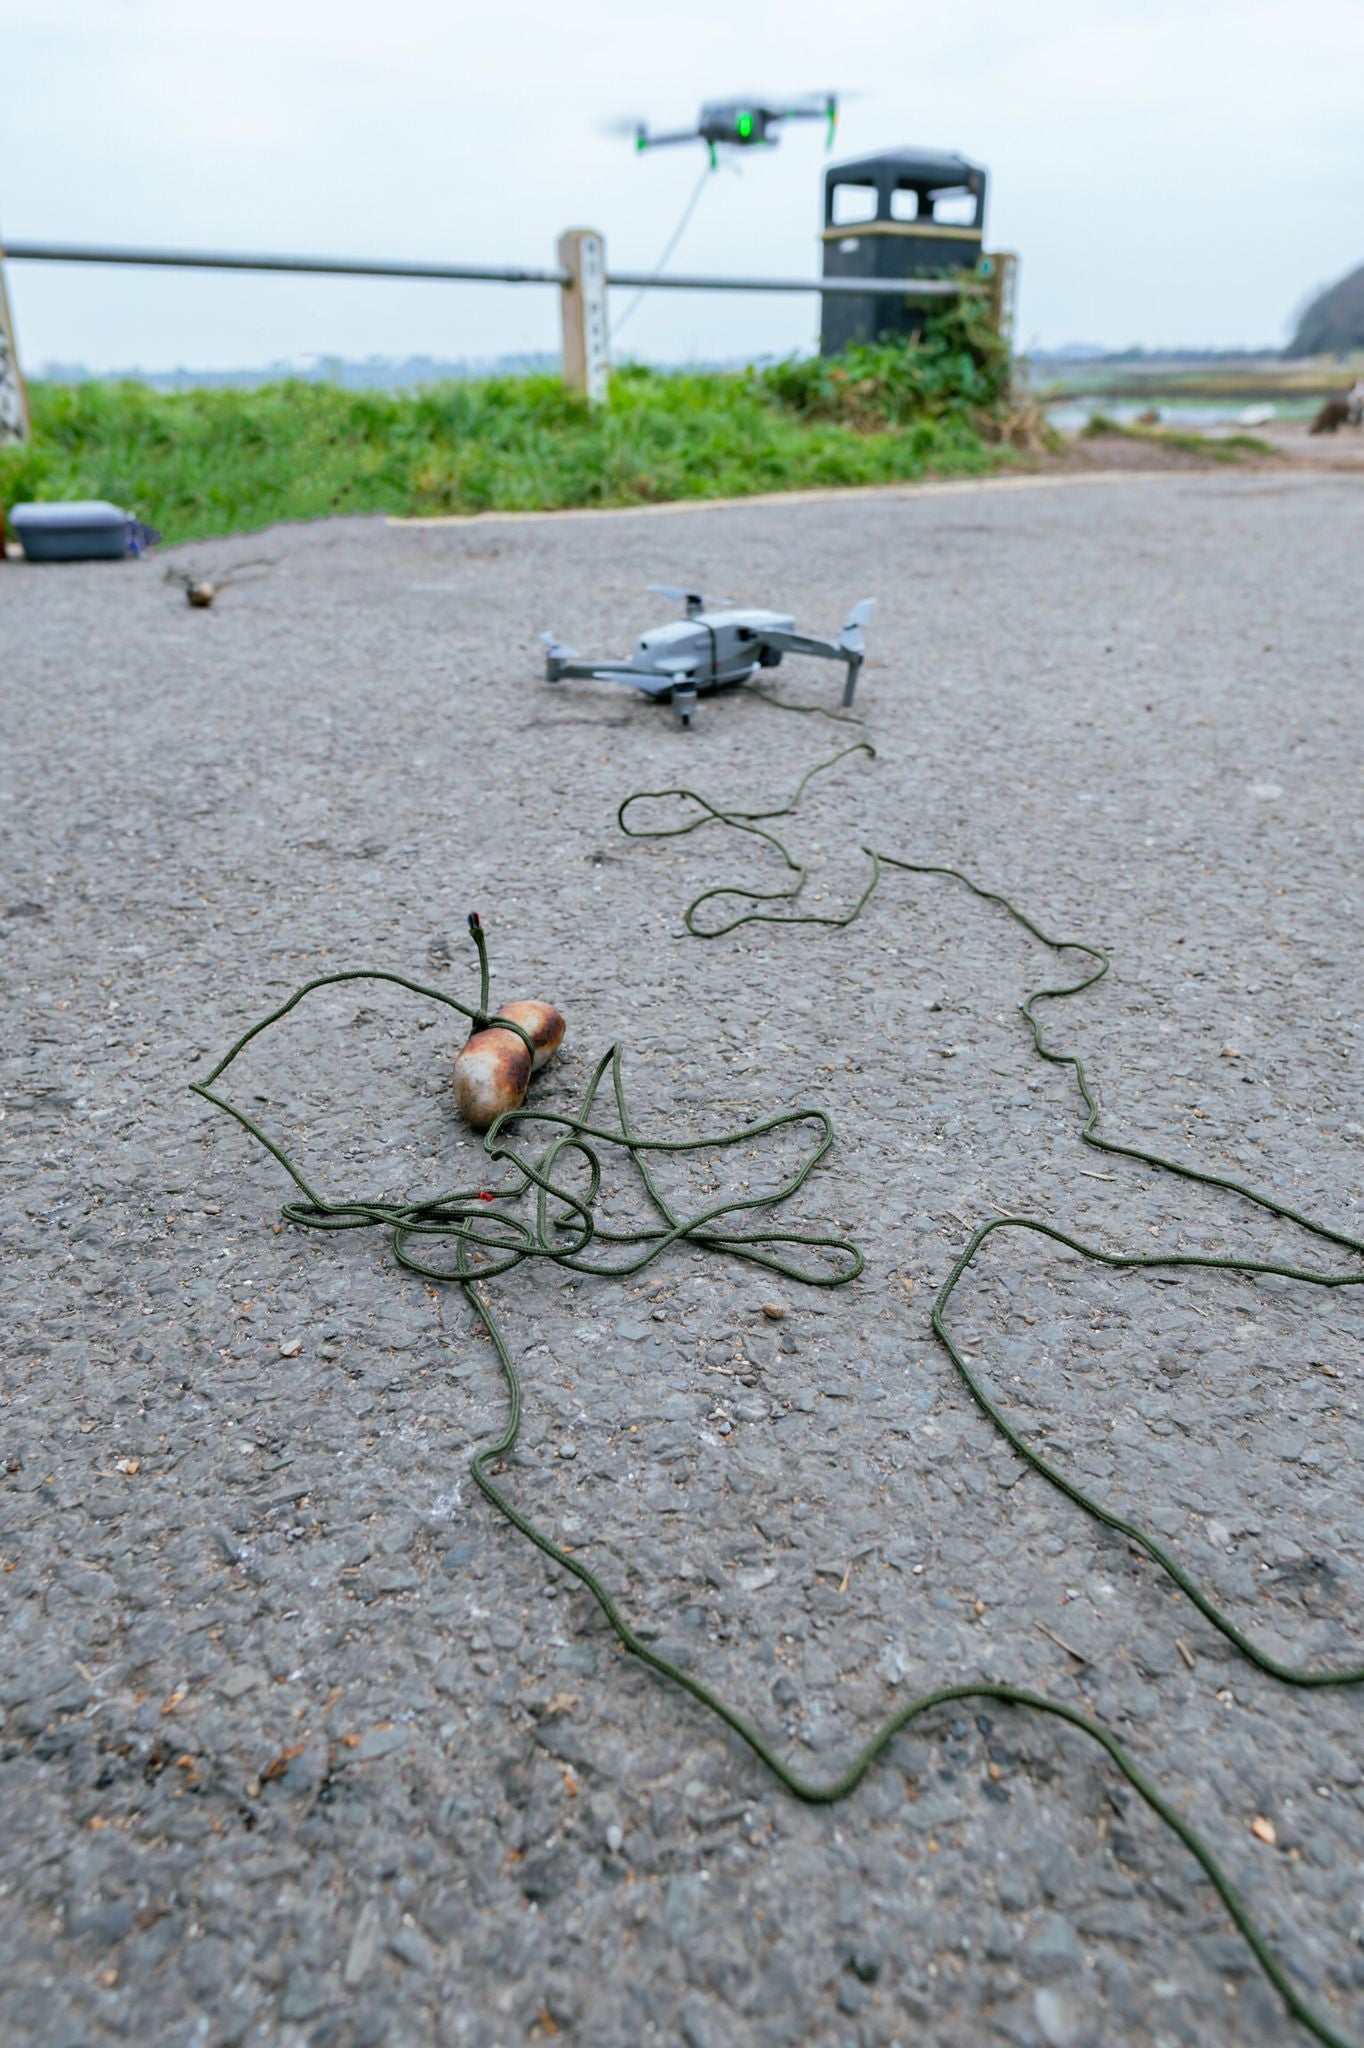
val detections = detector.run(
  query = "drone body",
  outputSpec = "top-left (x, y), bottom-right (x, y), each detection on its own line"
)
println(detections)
top-left (541, 586), bottom-right (875, 726)
top-left (628, 93), bottom-right (840, 164)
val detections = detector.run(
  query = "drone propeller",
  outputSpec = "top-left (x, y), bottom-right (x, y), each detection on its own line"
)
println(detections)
top-left (647, 582), bottom-right (708, 615)
top-left (541, 629), bottom-right (581, 680)
top-left (602, 112), bottom-right (701, 154)
top-left (773, 90), bottom-right (836, 146)
top-left (839, 597), bottom-right (877, 654)
top-left (598, 115), bottom-right (649, 148)
top-left (647, 584), bottom-right (746, 618)
top-left (772, 89), bottom-right (865, 147)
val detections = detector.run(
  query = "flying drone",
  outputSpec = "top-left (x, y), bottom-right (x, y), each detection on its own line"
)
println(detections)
top-left (625, 93), bottom-right (842, 166)
top-left (540, 586), bottom-right (876, 726)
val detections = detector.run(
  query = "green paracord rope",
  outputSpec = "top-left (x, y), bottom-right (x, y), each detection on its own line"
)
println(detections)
top-left (195, 744), bottom-right (1363, 2048)
top-left (618, 746), bottom-right (1364, 1686)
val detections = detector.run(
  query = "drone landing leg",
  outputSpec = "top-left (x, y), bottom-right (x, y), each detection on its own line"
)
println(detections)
top-left (842, 655), bottom-right (863, 708)
top-left (672, 684), bottom-right (699, 728)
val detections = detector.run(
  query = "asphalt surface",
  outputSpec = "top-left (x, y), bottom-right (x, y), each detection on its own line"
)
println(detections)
top-left (3, 468), bottom-right (1363, 2048)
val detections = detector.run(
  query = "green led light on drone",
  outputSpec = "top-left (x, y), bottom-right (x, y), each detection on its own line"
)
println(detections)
top-left (736, 110), bottom-right (754, 139)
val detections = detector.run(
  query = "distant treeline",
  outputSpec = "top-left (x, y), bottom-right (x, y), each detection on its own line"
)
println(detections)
top-left (1286, 263), bottom-right (1364, 359)
top-left (35, 351), bottom-right (563, 392)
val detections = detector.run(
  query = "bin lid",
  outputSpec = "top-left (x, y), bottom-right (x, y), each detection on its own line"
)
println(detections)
top-left (826, 148), bottom-right (982, 192)
top-left (12, 500), bottom-right (129, 527)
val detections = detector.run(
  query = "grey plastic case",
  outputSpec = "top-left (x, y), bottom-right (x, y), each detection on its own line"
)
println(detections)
top-left (12, 501), bottom-right (140, 561)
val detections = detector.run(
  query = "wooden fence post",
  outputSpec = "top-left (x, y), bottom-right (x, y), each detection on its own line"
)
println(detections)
top-left (0, 236), bottom-right (30, 445)
top-left (557, 229), bottom-right (609, 404)
top-left (981, 250), bottom-right (1018, 351)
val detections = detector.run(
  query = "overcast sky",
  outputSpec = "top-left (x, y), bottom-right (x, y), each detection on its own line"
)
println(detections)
top-left (2, 0), bottom-right (1361, 371)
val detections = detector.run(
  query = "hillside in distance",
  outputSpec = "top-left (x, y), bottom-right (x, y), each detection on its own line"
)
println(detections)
top-left (1286, 263), bottom-right (1364, 358)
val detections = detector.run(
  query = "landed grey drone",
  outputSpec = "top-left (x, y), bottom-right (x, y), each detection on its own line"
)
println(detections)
top-left (540, 586), bottom-right (876, 726)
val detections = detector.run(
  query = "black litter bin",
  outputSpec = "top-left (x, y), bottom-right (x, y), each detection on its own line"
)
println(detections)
top-left (820, 148), bottom-right (987, 354)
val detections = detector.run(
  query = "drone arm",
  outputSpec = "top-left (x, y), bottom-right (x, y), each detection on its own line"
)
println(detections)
top-left (549, 655), bottom-right (669, 685)
top-left (637, 127), bottom-right (705, 151)
top-left (752, 629), bottom-right (866, 708)
top-left (590, 669), bottom-right (682, 698)
top-left (757, 628), bottom-right (840, 661)
top-left (546, 654), bottom-right (689, 701)
top-left (548, 656), bottom-right (627, 681)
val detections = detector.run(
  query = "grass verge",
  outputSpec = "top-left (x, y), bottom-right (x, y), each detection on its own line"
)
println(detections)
top-left (0, 304), bottom-right (1033, 543)
top-left (1080, 412), bottom-right (1276, 462)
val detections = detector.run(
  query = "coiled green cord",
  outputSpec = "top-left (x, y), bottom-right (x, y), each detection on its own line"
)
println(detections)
top-left (619, 757), bottom-right (1364, 1685)
top-left (195, 744), bottom-right (1362, 2048)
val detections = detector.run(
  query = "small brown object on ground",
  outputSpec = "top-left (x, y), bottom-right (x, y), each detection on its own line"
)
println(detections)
top-left (165, 556), bottom-right (276, 607)
top-left (453, 1001), bottom-right (565, 1129)
top-left (495, 1000), bottom-right (566, 1071)
top-left (453, 1029), bottom-right (533, 1130)
top-left (1309, 396), bottom-right (1350, 435)
top-left (1036, 1620), bottom-right (1090, 1664)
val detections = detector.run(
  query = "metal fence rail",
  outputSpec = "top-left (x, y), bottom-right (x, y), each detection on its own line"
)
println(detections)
top-left (4, 242), bottom-right (575, 287)
top-left (4, 239), bottom-right (972, 299)
top-left (0, 229), bottom-right (1012, 435)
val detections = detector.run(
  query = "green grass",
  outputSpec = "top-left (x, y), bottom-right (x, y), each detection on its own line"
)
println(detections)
top-left (1080, 412), bottom-right (1276, 461)
top-left (0, 307), bottom-right (1019, 544)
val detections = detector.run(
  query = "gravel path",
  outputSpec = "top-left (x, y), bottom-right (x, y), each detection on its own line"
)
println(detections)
top-left (3, 469), bottom-right (1362, 2048)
